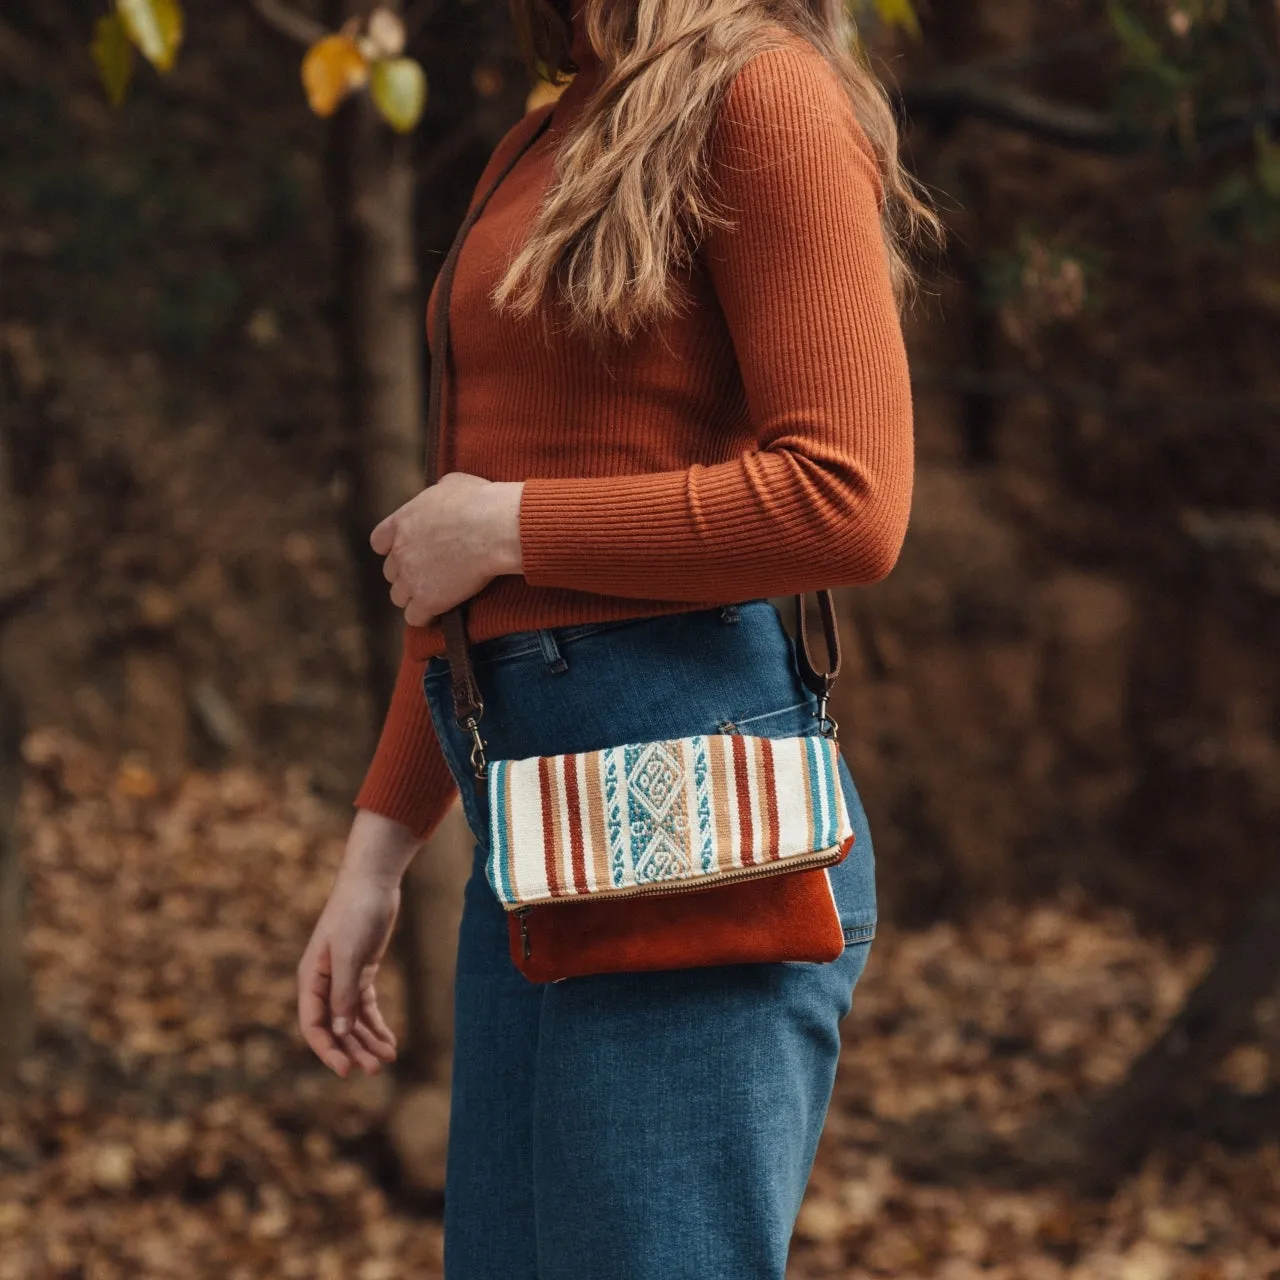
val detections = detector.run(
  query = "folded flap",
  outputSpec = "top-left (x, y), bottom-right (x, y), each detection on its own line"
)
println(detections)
top-left (486, 732), bottom-right (853, 910)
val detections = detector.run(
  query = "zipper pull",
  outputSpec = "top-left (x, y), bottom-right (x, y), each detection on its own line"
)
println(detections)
top-left (515, 907), bottom-right (532, 960)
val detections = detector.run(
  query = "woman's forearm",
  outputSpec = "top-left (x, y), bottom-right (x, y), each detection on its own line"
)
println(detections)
top-left (342, 808), bottom-right (424, 885)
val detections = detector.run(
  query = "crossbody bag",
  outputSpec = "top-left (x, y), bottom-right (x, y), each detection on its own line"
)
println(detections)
top-left (425, 104), bottom-right (854, 983)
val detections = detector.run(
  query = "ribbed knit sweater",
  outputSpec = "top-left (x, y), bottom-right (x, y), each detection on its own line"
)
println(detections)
top-left (352, 4), bottom-right (915, 839)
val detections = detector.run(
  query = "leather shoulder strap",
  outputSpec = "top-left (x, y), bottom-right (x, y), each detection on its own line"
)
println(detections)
top-left (426, 107), bottom-right (556, 489)
top-left (427, 108), bottom-right (555, 754)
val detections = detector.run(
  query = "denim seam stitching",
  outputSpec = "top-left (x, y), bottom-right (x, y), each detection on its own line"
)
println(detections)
top-left (424, 641), bottom-right (545, 672)
top-left (842, 923), bottom-right (876, 945)
top-left (422, 622), bottom-right (633, 671)
top-left (721, 698), bottom-right (816, 731)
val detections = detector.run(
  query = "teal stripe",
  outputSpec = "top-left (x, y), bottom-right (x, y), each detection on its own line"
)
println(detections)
top-left (605, 745), bottom-right (626, 888)
top-left (825, 740), bottom-right (846, 842)
top-left (821, 740), bottom-right (838, 846)
top-left (803, 735), bottom-right (824, 849)
top-left (489, 759), bottom-right (513, 905)
top-left (692, 735), bottom-right (714, 873)
top-left (625, 742), bottom-right (645, 885)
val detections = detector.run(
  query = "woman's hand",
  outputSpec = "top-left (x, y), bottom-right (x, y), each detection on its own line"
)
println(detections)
top-left (297, 810), bottom-right (421, 1077)
top-left (370, 473), bottom-right (525, 627)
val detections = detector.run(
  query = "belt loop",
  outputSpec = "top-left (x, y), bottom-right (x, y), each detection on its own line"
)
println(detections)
top-left (536, 628), bottom-right (569, 674)
top-left (719, 603), bottom-right (741, 625)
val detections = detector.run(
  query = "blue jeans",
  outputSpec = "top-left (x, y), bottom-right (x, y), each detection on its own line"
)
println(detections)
top-left (422, 599), bottom-right (877, 1280)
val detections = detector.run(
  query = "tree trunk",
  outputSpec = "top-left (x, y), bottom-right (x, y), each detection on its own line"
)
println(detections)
top-left (1075, 882), bottom-right (1280, 1190)
top-left (324, 0), bottom-right (471, 1096)
top-left (0, 416), bottom-right (32, 1074)
top-left (0, 678), bottom-right (27, 1076)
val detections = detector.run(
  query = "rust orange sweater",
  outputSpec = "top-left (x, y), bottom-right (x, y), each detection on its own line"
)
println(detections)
top-left (353, 10), bottom-right (915, 839)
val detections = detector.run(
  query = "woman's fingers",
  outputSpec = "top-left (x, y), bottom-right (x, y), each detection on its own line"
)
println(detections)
top-left (350, 1003), bottom-right (394, 1054)
top-left (359, 984), bottom-right (398, 1050)
top-left (297, 958), bottom-right (391, 1076)
top-left (328, 944), bottom-right (365, 1039)
top-left (370, 513), bottom-right (396, 556)
top-left (297, 951), bottom-right (352, 1077)
top-left (338, 1024), bottom-right (386, 1075)
top-left (352, 1019), bottom-right (398, 1066)
top-left (403, 596), bottom-right (433, 627)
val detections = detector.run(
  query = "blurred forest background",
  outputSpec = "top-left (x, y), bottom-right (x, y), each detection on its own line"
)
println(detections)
top-left (2, 0), bottom-right (1280, 1276)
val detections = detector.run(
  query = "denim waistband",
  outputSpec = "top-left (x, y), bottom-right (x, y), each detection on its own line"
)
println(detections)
top-left (425, 598), bottom-right (776, 671)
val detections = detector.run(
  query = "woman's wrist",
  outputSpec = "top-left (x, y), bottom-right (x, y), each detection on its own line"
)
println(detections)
top-left (486, 480), bottom-right (525, 577)
top-left (341, 808), bottom-right (423, 888)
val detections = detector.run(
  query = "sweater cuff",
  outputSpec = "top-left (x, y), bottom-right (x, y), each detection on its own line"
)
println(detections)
top-left (519, 471), bottom-right (695, 596)
top-left (353, 642), bottom-right (458, 841)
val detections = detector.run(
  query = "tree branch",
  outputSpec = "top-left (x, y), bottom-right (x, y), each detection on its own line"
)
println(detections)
top-left (900, 69), bottom-right (1280, 159)
top-left (900, 74), bottom-right (1126, 150)
top-left (910, 364), bottom-right (1280, 423)
top-left (248, 0), bottom-right (326, 47)
top-left (956, 29), bottom-right (1115, 79)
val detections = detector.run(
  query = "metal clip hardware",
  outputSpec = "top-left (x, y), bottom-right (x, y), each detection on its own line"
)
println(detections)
top-left (816, 692), bottom-right (839, 741)
top-left (461, 713), bottom-right (488, 780)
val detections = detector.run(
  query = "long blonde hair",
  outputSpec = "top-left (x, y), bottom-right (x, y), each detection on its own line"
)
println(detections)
top-left (495, 0), bottom-right (941, 344)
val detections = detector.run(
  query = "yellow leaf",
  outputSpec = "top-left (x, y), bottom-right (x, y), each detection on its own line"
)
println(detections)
top-left (301, 34), bottom-right (369, 118)
top-left (370, 57), bottom-right (427, 133)
top-left (526, 77), bottom-right (567, 113)
top-left (92, 13), bottom-right (135, 106)
top-left (117, 0), bottom-right (184, 73)
top-left (871, 0), bottom-right (921, 37)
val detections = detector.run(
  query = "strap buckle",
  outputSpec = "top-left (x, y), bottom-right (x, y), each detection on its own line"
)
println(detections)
top-left (816, 690), bottom-right (839, 740)
top-left (456, 703), bottom-right (488, 781)
top-left (795, 592), bottom-right (842, 741)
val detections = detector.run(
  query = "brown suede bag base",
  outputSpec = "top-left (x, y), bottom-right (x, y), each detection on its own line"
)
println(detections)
top-left (505, 833), bottom-right (855, 984)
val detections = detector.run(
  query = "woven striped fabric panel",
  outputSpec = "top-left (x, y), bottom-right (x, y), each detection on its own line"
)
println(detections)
top-left (486, 733), bottom-right (852, 910)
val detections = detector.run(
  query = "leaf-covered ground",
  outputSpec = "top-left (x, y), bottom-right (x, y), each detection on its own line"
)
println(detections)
top-left (5, 729), bottom-right (1279, 1279)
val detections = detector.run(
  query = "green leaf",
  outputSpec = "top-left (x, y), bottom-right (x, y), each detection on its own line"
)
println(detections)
top-left (92, 13), bottom-right (135, 106)
top-left (118, 0), bottom-right (184, 73)
top-left (370, 57), bottom-right (427, 133)
top-left (871, 0), bottom-right (921, 38)
top-left (1105, 0), bottom-right (1186, 86)
top-left (1106, 0), bottom-right (1164, 67)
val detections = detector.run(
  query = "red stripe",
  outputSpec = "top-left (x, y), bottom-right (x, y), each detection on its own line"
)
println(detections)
top-left (761, 736), bottom-right (780, 860)
top-left (563, 754), bottom-right (589, 894)
top-left (538, 755), bottom-right (561, 897)
top-left (731, 734), bottom-right (754, 865)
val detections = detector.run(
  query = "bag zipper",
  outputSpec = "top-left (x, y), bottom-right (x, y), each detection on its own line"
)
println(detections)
top-left (508, 839), bottom-right (850, 961)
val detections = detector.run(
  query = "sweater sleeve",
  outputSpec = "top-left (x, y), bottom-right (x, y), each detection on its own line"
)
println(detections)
top-left (517, 40), bottom-right (914, 600)
top-left (352, 628), bottom-right (459, 841)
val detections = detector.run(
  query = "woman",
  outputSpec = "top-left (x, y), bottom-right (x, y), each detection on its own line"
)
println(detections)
top-left (297, 0), bottom-right (936, 1273)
